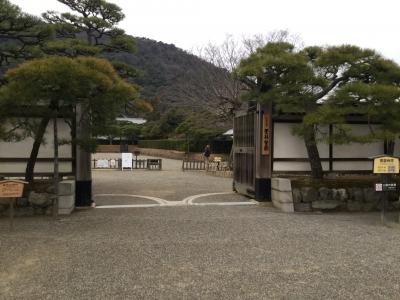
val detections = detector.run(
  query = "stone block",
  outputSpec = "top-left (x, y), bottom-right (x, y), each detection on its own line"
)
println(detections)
top-left (347, 201), bottom-right (362, 212)
top-left (272, 189), bottom-right (294, 213)
top-left (29, 192), bottom-right (53, 207)
top-left (312, 200), bottom-right (341, 210)
top-left (271, 178), bottom-right (292, 192)
top-left (363, 188), bottom-right (379, 203)
top-left (58, 180), bottom-right (75, 196)
top-left (58, 195), bottom-right (75, 210)
top-left (336, 189), bottom-right (348, 202)
top-left (349, 188), bottom-right (364, 202)
top-left (294, 202), bottom-right (312, 212)
top-left (272, 198), bottom-right (294, 213)
top-left (301, 187), bottom-right (318, 203)
top-left (292, 188), bottom-right (302, 203)
top-left (58, 207), bottom-right (74, 215)
top-left (362, 199), bottom-right (379, 212)
top-left (273, 191), bottom-right (293, 203)
top-left (392, 201), bottom-right (400, 209)
top-left (319, 187), bottom-right (333, 201)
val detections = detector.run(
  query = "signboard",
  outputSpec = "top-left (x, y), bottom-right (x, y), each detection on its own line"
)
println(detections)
top-left (262, 113), bottom-right (270, 155)
top-left (375, 183), bottom-right (397, 192)
top-left (121, 152), bottom-right (133, 170)
top-left (0, 180), bottom-right (27, 198)
top-left (373, 156), bottom-right (399, 174)
top-left (96, 159), bottom-right (110, 168)
top-left (110, 159), bottom-right (116, 168)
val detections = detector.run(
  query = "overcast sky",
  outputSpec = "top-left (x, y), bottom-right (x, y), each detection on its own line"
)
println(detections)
top-left (11, 0), bottom-right (400, 63)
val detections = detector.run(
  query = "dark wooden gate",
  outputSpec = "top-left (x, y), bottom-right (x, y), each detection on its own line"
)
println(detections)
top-left (233, 111), bottom-right (256, 196)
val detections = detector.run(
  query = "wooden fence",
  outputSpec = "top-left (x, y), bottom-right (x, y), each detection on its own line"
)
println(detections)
top-left (182, 160), bottom-right (206, 171)
top-left (92, 158), bottom-right (161, 170)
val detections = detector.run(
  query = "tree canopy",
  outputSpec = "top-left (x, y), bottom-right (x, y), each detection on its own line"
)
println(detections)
top-left (1, 55), bottom-right (137, 141)
top-left (238, 42), bottom-right (400, 178)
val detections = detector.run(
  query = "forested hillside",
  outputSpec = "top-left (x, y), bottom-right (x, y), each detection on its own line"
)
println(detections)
top-left (106, 37), bottom-right (225, 113)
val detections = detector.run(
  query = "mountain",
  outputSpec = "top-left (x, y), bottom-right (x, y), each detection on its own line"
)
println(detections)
top-left (105, 37), bottom-right (223, 113)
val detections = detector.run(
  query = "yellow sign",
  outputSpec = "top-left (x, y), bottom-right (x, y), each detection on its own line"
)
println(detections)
top-left (373, 156), bottom-right (399, 174)
top-left (0, 180), bottom-right (27, 198)
top-left (262, 113), bottom-right (270, 155)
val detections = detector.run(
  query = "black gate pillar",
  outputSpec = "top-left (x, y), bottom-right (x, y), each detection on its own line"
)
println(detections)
top-left (254, 103), bottom-right (272, 201)
top-left (75, 104), bottom-right (93, 207)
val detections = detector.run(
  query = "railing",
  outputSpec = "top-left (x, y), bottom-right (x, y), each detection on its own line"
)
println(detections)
top-left (147, 159), bottom-right (162, 170)
top-left (182, 160), bottom-right (206, 171)
top-left (92, 159), bottom-right (159, 170)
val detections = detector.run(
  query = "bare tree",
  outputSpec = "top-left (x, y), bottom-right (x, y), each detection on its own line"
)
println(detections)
top-left (169, 30), bottom-right (303, 120)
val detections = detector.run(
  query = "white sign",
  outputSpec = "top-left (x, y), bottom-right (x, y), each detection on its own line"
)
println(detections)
top-left (121, 153), bottom-right (133, 170)
top-left (375, 183), bottom-right (383, 192)
top-left (96, 159), bottom-right (109, 168)
top-left (110, 159), bottom-right (116, 168)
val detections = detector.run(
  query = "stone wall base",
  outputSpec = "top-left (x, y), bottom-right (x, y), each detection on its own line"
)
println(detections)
top-left (272, 177), bottom-right (400, 213)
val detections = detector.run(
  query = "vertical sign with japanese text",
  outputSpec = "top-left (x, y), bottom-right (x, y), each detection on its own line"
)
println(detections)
top-left (262, 113), bottom-right (270, 155)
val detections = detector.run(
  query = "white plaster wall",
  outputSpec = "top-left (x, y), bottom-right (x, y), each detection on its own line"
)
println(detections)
top-left (0, 118), bottom-right (73, 174)
top-left (333, 124), bottom-right (383, 158)
top-left (273, 161), bottom-right (330, 172)
top-left (333, 161), bottom-right (373, 171)
top-left (0, 162), bottom-right (72, 173)
top-left (273, 123), bottom-right (329, 158)
top-left (0, 119), bottom-right (72, 158)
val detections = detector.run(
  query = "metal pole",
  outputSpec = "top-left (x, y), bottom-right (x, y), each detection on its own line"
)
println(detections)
top-left (10, 198), bottom-right (15, 230)
top-left (53, 117), bottom-right (59, 219)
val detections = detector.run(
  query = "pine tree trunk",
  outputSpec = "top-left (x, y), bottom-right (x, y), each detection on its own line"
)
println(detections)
top-left (53, 116), bottom-right (59, 218)
top-left (25, 117), bottom-right (50, 182)
top-left (303, 125), bottom-right (323, 179)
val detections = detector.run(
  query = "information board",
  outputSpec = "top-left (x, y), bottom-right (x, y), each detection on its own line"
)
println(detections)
top-left (96, 159), bottom-right (110, 168)
top-left (0, 180), bottom-right (27, 198)
top-left (373, 156), bottom-right (399, 174)
top-left (121, 153), bottom-right (133, 170)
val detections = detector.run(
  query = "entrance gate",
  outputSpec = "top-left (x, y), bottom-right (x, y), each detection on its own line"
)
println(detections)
top-left (233, 111), bottom-right (255, 196)
top-left (233, 103), bottom-right (272, 201)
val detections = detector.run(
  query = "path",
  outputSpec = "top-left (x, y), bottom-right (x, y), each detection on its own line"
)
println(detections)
top-left (1, 206), bottom-right (400, 299)
top-left (92, 154), bottom-right (252, 206)
top-left (1, 155), bottom-right (400, 298)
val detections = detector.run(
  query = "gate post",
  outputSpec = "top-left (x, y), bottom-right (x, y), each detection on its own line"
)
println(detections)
top-left (254, 103), bottom-right (272, 201)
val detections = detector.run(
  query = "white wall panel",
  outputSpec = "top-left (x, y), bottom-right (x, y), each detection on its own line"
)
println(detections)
top-left (273, 161), bottom-right (329, 172)
top-left (333, 161), bottom-right (373, 171)
top-left (0, 119), bottom-right (72, 158)
top-left (273, 123), bottom-right (329, 158)
top-left (333, 124), bottom-right (383, 158)
top-left (0, 162), bottom-right (72, 173)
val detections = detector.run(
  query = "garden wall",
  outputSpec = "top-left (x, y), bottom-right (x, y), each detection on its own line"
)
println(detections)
top-left (272, 177), bottom-right (400, 213)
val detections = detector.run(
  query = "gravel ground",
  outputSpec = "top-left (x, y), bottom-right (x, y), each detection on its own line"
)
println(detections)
top-left (1, 155), bottom-right (400, 299)
top-left (92, 155), bottom-right (239, 203)
top-left (1, 207), bottom-right (400, 299)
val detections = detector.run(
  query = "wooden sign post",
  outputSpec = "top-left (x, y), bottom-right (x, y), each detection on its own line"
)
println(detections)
top-left (371, 155), bottom-right (399, 224)
top-left (0, 180), bottom-right (27, 230)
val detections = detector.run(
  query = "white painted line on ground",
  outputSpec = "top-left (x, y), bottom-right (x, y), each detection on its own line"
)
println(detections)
top-left (97, 202), bottom-right (255, 209)
top-left (182, 192), bottom-right (236, 204)
top-left (191, 202), bottom-right (256, 206)
top-left (93, 192), bottom-right (253, 209)
top-left (96, 204), bottom-right (160, 209)
top-left (93, 194), bottom-right (168, 205)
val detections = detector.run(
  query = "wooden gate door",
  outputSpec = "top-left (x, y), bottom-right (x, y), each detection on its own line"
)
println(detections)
top-left (233, 111), bottom-right (256, 196)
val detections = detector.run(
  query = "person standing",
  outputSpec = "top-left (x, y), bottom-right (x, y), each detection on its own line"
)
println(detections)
top-left (203, 144), bottom-right (211, 168)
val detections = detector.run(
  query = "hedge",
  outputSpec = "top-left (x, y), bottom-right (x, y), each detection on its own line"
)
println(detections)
top-left (138, 139), bottom-right (232, 153)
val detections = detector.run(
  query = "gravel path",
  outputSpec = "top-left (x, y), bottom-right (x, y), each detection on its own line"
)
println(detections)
top-left (1, 207), bottom-right (400, 299)
top-left (92, 155), bottom-right (240, 203)
top-left (1, 155), bottom-right (400, 299)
